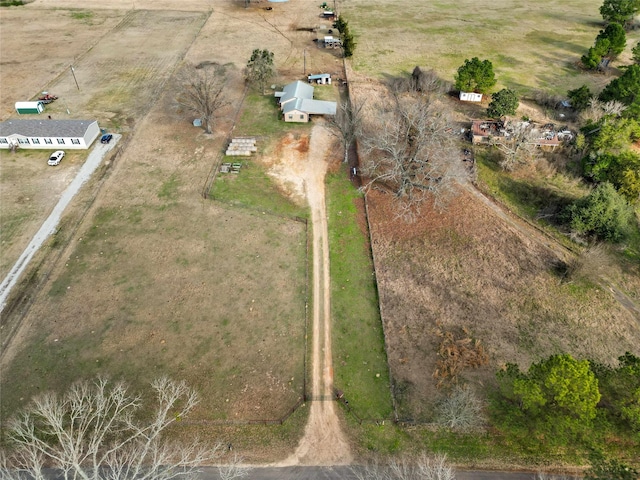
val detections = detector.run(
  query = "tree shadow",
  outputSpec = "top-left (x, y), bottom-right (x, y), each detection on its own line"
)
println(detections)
top-left (496, 175), bottom-right (575, 227)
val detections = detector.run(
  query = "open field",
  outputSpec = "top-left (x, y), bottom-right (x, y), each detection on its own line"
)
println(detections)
top-left (367, 186), bottom-right (640, 421)
top-left (1, 0), bottom-right (340, 461)
top-left (343, 0), bottom-right (640, 95)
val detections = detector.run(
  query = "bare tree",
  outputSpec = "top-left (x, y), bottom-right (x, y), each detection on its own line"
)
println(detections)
top-left (218, 453), bottom-right (252, 480)
top-left (491, 122), bottom-right (540, 172)
top-left (1, 377), bottom-right (223, 480)
top-left (327, 98), bottom-right (365, 163)
top-left (580, 98), bottom-right (627, 124)
top-left (411, 67), bottom-right (449, 95)
top-left (351, 453), bottom-right (455, 480)
top-left (435, 385), bottom-right (485, 433)
top-left (359, 94), bottom-right (468, 221)
top-left (176, 63), bottom-right (229, 134)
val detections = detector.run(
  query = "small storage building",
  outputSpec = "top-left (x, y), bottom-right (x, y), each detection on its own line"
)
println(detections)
top-left (0, 119), bottom-right (101, 150)
top-left (15, 101), bottom-right (45, 115)
top-left (459, 92), bottom-right (483, 102)
top-left (308, 73), bottom-right (331, 85)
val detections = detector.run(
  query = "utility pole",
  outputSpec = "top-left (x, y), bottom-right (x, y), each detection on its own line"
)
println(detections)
top-left (303, 49), bottom-right (307, 75)
top-left (70, 65), bottom-right (80, 91)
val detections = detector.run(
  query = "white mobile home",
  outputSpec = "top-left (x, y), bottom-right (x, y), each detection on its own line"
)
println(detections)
top-left (0, 119), bottom-right (101, 150)
top-left (459, 91), bottom-right (483, 102)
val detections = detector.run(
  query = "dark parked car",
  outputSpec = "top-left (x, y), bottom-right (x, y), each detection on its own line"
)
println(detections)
top-left (100, 134), bottom-right (113, 144)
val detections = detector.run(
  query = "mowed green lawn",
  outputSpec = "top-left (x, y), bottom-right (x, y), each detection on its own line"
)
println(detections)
top-left (343, 0), bottom-right (640, 94)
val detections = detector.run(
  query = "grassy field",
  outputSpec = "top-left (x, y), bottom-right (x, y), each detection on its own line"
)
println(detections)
top-left (0, 4), bottom-right (312, 442)
top-left (343, 0), bottom-right (640, 95)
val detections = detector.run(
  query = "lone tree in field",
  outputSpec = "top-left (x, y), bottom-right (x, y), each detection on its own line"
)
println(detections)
top-left (0, 377), bottom-right (248, 480)
top-left (487, 88), bottom-right (519, 118)
top-left (600, 0), bottom-right (640, 28)
top-left (327, 98), bottom-right (365, 163)
top-left (454, 57), bottom-right (496, 95)
top-left (176, 63), bottom-right (229, 134)
top-left (359, 93), bottom-right (468, 220)
top-left (245, 49), bottom-right (275, 95)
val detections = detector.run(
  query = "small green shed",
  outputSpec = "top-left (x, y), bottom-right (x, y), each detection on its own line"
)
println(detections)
top-left (15, 101), bottom-right (44, 115)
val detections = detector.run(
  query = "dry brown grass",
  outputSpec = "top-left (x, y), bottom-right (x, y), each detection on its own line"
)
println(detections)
top-left (367, 187), bottom-right (640, 421)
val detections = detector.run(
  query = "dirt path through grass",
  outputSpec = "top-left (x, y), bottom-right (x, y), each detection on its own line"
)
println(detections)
top-left (278, 123), bottom-right (351, 466)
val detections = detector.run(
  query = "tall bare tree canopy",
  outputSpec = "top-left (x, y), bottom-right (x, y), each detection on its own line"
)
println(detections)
top-left (1, 377), bottom-right (230, 480)
top-left (176, 63), bottom-right (228, 134)
top-left (359, 94), bottom-right (468, 220)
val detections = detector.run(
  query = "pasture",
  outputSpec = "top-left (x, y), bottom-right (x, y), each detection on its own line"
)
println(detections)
top-left (343, 0), bottom-right (640, 95)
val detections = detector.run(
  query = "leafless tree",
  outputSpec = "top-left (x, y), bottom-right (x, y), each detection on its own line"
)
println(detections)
top-left (411, 67), bottom-right (449, 95)
top-left (359, 94), bottom-right (468, 221)
top-left (176, 63), bottom-right (229, 134)
top-left (327, 98), bottom-right (365, 163)
top-left (580, 98), bottom-right (627, 124)
top-left (535, 472), bottom-right (580, 480)
top-left (1, 377), bottom-right (225, 480)
top-left (218, 453), bottom-right (252, 480)
top-left (435, 385), bottom-right (485, 433)
top-left (491, 122), bottom-right (540, 171)
top-left (351, 453), bottom-right (455, 480)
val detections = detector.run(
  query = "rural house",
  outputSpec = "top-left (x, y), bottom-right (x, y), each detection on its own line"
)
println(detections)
top-left (0, 119), bottom-right (101, 150)
top-left (275, 80), bottom-right (337, 123)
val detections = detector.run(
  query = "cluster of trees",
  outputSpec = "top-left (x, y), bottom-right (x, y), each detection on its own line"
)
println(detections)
top-left (563, 73), bottom-right (640, 240)
top-left (600, 0), bottom-right (640, 27)
top-left (333, 15), bottom-right (356, 58)
top-left (493, 352), bottom-right (640, 474)
top-left (582, 22), bottom-right (627, 70)
top-left (563, 0), bottom-right (640, 242)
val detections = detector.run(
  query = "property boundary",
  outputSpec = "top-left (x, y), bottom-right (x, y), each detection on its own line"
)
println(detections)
top-left (201, 84), bottom-right (249, 199)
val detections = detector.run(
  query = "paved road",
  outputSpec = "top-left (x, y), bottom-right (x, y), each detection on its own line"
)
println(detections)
top-left (199, 466), bottom-right (539, 479)
top-left (0, 135), bottom-right (120, 312)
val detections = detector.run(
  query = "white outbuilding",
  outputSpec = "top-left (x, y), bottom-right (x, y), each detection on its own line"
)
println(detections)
top-left (459, 91), bottom-right (483, 102)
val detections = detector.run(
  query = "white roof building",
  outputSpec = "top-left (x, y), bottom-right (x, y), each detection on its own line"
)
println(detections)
top-left (275, 80), bottom-right (336, 123)
top-left (0, 119), bottom-right (101, 150)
